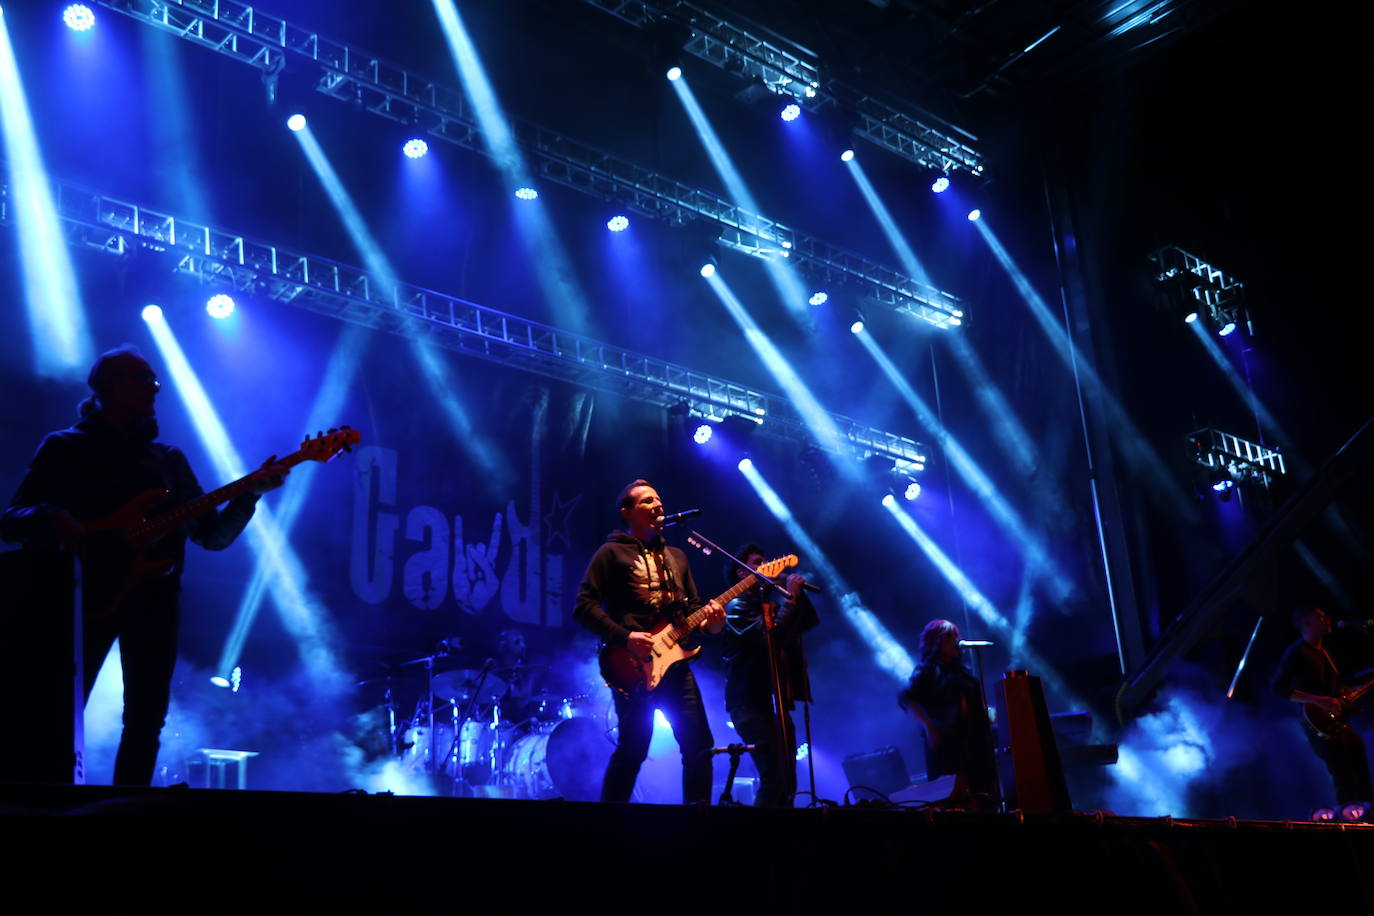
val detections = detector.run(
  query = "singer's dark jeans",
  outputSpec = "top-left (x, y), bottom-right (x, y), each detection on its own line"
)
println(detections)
top-left (602, 663), bottom-right (714, 804)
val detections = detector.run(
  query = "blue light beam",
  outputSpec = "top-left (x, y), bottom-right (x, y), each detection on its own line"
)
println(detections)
top-left (430, 0), bottom-right (594, 334)
top-left (854, 326), bottom-right (1074, 603)
top-left (0, 14), bottom-right (94, 378)
top-left (738, 458), bottom-right (914, 679)
top-left (215, 323), bottom-right (373, 682)
top-left (881, 494), bottom-right (1081, 704)
top-left (705, 272), bottom-right (858, 481)
top-left (973, 218), bottom-right (1193, 517)
top-left (844, 157), bottom-right (933, 291)
top-left (670, 74), bottom-right (812, 322)
top-left (141, 306), bottom-right (346, 693)
top-left (291, 122), bottom-right (511, 489)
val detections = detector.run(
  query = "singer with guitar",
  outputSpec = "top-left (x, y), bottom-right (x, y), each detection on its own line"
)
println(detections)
top-left (1271, 606), bottom-right (1373, 808)
top-left (572, 479), bottom-right (724, 804)
top-left (2, 346), bottom-right (293, 786)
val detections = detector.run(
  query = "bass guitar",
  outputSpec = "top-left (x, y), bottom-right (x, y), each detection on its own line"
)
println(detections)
top-left (80, 427), bottom-right (360, 620)
top-left (599, 554), bottom-right (797, 696)
top-left (1303, 677), bottom-right (1374, 739)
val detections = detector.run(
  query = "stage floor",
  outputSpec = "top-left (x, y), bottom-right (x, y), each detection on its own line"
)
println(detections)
top-left (3, 783), bottom-right (1371, 910)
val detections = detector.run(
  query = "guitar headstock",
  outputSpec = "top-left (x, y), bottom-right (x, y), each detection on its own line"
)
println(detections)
top-left (298, 426), bottom-right (362, 463)
top-left (755, 554), bottom-right (799, 579)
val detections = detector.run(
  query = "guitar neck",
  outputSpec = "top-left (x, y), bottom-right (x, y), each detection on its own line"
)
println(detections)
top-left (672, 573), bottom-right (760, 641)
top-left (133, 450), bottom-right (306, 542)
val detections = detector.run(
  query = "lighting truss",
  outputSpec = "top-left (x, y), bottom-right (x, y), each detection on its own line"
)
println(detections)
top-left (579, 0), bottom-right (986, 177)
top-left (1150, 245), bottom-right (1245, 327)
top-left (0, 168), bottom-right (927, 466)
top-left (89, 0), bottom-right (964, 329)
top-left (1187, 427), bottom-right (1285, 489)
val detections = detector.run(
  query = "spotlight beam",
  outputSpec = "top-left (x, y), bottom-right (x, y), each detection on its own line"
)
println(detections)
top-left (0, 14), bottom-right (93, 379)
top-left (142, 307), bottom-right (346, 692)
top-left (429, 0), bottom-right (594, 335)
top-left (290, 120), bottom-right (511, 488)
top-left (705, 272), bottom-right (859, 481)
top-left (881, 495), bottom-right (1085, 708)
top-left (738, 459), bottom-right (914, 679)
top-left (854, 326), bottom-right (1074, 602)
top-left (670, 74), bottom-right (811, 322)
top-left (215, 323), bottom-right (371, 680)
top-left (844, 157), bottom-right (933, 292)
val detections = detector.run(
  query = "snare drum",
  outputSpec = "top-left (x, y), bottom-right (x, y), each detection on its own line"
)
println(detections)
top-left (500, 717), bottom-right (609, 801)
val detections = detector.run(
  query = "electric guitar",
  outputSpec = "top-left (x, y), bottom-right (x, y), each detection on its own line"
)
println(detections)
top-left (1303, 677), bottom-right (1374, 739)
top-left (599, 554), bottom-right (798, 696)
top-left (79, 427), bottom-right (360, 620)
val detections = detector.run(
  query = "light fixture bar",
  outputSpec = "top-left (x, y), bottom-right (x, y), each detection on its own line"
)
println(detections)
top-left (89, 0), bottom-right (964, 327)
top-left (0, 167), bottom-right (927, 466)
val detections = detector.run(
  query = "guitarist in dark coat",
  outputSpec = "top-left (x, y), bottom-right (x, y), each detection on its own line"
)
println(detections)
top-left (721, 543), bottom-right (817, 807)
top-left (1271, 605), bottom-right (1373, 807)
top-left (1, 346), bottom-right (287, 785)
top-left (572, 479), bottom-right (723, 803)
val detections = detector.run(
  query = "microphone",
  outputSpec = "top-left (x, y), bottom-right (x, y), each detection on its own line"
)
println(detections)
top-left (958, 639), bottom-right (994, 648)
top-left (708, 743), bottom-right (759, 756)
top-left (656, 509), bottom-right (701, 528)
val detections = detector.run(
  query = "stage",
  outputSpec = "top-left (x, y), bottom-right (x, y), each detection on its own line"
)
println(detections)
top-left (3, 782), bottom-right (1371, 909)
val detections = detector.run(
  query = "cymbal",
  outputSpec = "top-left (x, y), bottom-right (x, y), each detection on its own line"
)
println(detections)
top-left (432, 669), bottom-right (507, 705)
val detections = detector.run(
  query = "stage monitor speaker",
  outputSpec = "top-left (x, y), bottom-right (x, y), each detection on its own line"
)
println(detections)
top-left (842, 746), bottom-right (909, 800)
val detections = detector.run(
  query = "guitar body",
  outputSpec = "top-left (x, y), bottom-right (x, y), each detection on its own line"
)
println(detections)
top-left (69, 428), bottom-right (360, 621)
top-left (1302, 678), bottom-right (1374, 740)
top-left (81, 489), bottom-right (178, 620)
top-left (600, 618), bottom-right (702, 697)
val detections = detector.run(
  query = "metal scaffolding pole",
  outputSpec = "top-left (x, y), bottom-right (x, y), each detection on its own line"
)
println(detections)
top-left (1, 168), bottom-right (928, 466)
top-left (90, 0), bottom-right (966, 329)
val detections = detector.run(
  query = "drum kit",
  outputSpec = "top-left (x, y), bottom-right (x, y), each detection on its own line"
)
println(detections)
top-left (358, 638), bottom-right (610, 800)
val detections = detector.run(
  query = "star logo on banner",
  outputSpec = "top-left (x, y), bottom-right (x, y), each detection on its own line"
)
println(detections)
top-left (543, 490), bottom-right (583, 551)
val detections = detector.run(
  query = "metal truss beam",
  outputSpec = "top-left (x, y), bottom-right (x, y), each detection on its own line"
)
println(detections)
top-left (0, 169), bottom-right (927, 466)
top-left (1150, 245), bottom-right (1245, 311)
top-left (578, 0), bottom-right (986, 177)
top-left (1187, 427), bottom-right (1285, 489)
top-left (90, 0), bottom-right (965, 329)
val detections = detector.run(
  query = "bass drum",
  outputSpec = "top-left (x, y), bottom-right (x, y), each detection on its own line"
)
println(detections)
top-left (502, 717), bottom-right (609, 801)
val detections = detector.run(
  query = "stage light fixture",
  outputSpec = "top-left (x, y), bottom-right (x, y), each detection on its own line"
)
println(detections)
top-left (693, 424), bottom-right (713, 445)
top-left (514, 186), bottom-right (538, 200)
top-left (904, 481), bottom-right (921, 501)
top-left (210, 675), bottom-right (231, 688)
top-left (286, 113), bottom-right (306, 132)
top-left (840, 149), bottom-right (854, 162)
top-left (206, 293), bottom-right (235, 319)
top-left (1311, 807), bottom-right (1336, 822)
top-left (141, 304), bottom-right (163, 322)
top-left (666, 66), bottom-right (682, 81)
top-left (737, 457), bottom-right (753, 472)
top-left (967, 208), bottom-right (982, 221)
top-left (809, 292), bottom-right (828, 306)
top-left (1340, 802), bottom-right (1368, 822)
top-left (880, 493), bottom-right (896, 508)
top-left (1184, 311), bottom-right (1199, 323)
top-left (1218, 321), bottom-right (1237, 337)
top-left (63, 4), bottom-right (95, 31)
top-left (700, 261), bottom-right (717, 278)
top-left (850, 319), bottom-right (864, 334)
top-left (780, 103), bottom-right (800, 122)
top-left (402, 138), bottom-right (429, 159)
top-left (607, 215), bottom-right (629, 232)
top-left (931, 176), bottom-right (950, 193)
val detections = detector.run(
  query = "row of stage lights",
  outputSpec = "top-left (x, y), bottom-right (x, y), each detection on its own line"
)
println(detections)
top-left (57, 5), bottom-right (970, 203)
